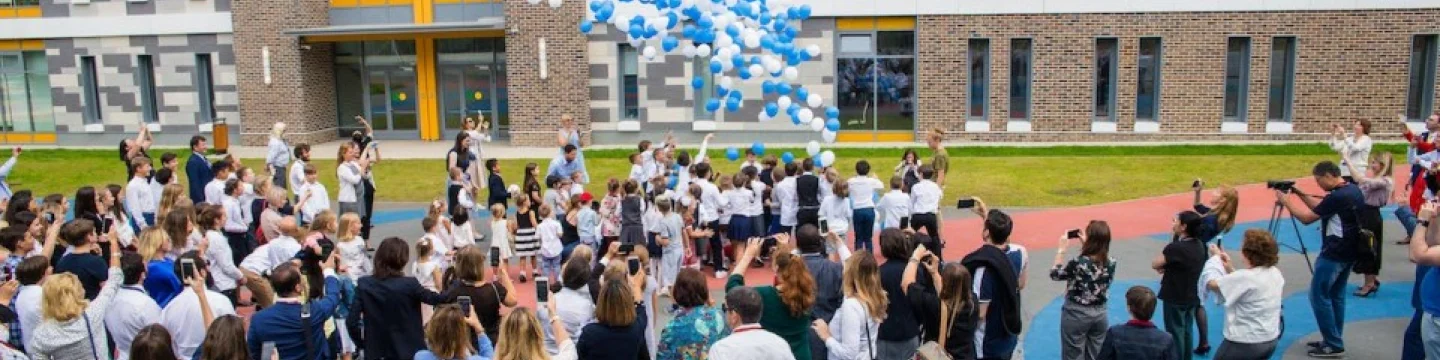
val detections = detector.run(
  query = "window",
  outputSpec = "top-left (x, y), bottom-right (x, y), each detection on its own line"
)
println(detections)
top-left (79, 56), bottom-right (101, 124)
top-left (1223, 37), bottom-right (1251, 122)
top-left (968, 39), bottom-right (989, 120)
top-left (836, 30), bottom-right (916, 132)
top-left (692, 55), bottom-right (715, 120)
top-left (1267, 37), bottom-right (1297, 122)
top-left (619, 44), bottom-right (639, 119)
top-left (1008, 38), bottom-right (1032, 120)
top-left (1136, 38), bottom-right (1162, 121)
top-left (136, 55), bottom-right (159, 123)
top-left (1408, 34), bottom-right (1438, 121)
top-left (194, 54), bottom-right (216, 123)
top-left (1094, 38), bottom-right (1118, 122)
top-left (0, 51), bottom-right (54, 133)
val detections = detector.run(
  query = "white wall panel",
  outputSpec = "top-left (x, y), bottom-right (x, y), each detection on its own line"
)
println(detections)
top-left (789, 0), bottom-right (1438, 16)
top-left (0, 12), bottom-right (233, 40)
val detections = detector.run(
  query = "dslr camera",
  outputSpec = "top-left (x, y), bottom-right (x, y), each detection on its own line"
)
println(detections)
top-left (1267, 180), bottom-right (1296, 193)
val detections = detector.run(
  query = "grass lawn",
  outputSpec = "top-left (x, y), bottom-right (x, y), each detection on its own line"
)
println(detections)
top-left (12, 143), bottom-right (1406, 207)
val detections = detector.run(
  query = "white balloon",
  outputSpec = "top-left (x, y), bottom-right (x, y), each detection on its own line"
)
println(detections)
top-left (716, 46), bottom-right (732, 59)
top-left (762, 56), bottom-right (781, 73)
top-left (743, 33), bottom-right (761, 49)
top-left (696, 44), bottom-right (712, 57)
top-left (728, 44), bottom-right (741, 57)
top-left (715, 34), bottom-right (733, 50)
top-left (809, 116), bottom-right (824, 131)
top-left (719, 76), bottom-right (734, 89)
top-left (748, 64), bottom-right (764, 78)
top-left (806, 93), bottom-right (822, 108)
top-left (642, 46), bottom-right (657, 59)
top-left (628, 38), bottom-right (643, 49)
top-left (805, 44), bottom-right (821, 57)
top-left (805, 141), bottom-right (821, 157)
top-left (777, 96), bottom-right (792, 109)
top-left (822, 130), bottom-right (837, 143)
top-left (798, 108), bottom-right (814, 125)
top-left (682, 43), bottom-right (696, 58)
top-left (547, 0), bottom-right (562, 8)
top-left (820, 151), bottom-right (836, 167)
top-left (783, 67), bottom-right (799, 81)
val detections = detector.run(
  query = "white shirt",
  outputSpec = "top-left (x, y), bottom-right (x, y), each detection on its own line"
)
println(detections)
top-left (746, 181), bottom-right (768, 216)
top-left (240, 243), bottom-right (274, 274)
top-left (297, 181), bottom-right (331, 223)
top-left (266, 137), bottom-right (290, 170)
top-left (537, 218), bottom-right (564, 258)
top-left (820, 194), bottom-right (853, 235)
top-left (909, 180), bottom-right (942, 214)
top-left (544, 286), bottom-right (595, 354)
top-left (876, 190), bottom-right (911, 229)
top-left (149, 177), bottom-right (166, 211)
top-left (126, 176), bottom-right (156, 227)
top-left (337, 238), bottom-right (371, 280)
top-left (264, 236), bottom-right (303, 272)
top-left (222, 195), bottom-right (249, 233)
top-left (696, 179), bottom-right (729, 223)
top-left (846, 176), bottom-right (884, 209)
top-left (1215, 266), bottom-right (1284, 343)
top-left (161, 289), bottom-right (237, 360)
top-left (1330, 134), bottom-right (1373, 177)
top-left (205, 230), bottom-right (245, 291)
top-left (629, 164), bottom-right (647, 185)
top-left (775, 177), bottom-right (798, 226)
top-left (708, 325), bottom-right (797, 360)
top-left (105, 286), bottom-right (161, 360)
top-left (204, 179), bottom-right (225, 205)
top-left (289, 160), bottom-right (307, 197)
top-left (724, 188), bottom-right (753, 219)
top-left (337, 161), bottom-right (363, 203)
top-left (15, 285), bottom-right (42, 350)
top-left (824, 298), bottom-right (880, 360)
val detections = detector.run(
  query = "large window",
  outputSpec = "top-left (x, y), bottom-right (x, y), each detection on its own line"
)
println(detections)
top-left (1267, 37), bottom-right (1297, 122)
top-left (194, 54), bottom-right (216, 123)
top-left (136, 55), bottom-right (159, 123)
top-left (0, 51), bottom-right (54, 133)
top-left (692, 56), bottom-right (715, 120)
top-left (1136, 38), bottom-right (1162, 121)
top-left (968, 39), bottom-right (989, 121)
top-left (333, 40), bottom-right (420, 135)
top-left (619, 44), bottom-right (639, 120)
top-left (836, 30), bottom-right (916, 132)
top-left (1094, 38), bottom-right (1117, 122)
top-left (1008, 38), bottom-right (1032, 120)
top-left (1224, 37), bottom-right (1251, 122)
top-left (80, 56), bottom-right (101, 124)
top-left (1409, 34), bottom-right (1438, 121)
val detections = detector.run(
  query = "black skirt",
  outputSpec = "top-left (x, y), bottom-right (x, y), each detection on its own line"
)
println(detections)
top-left (1353, 205), bottom-right (1383, 274)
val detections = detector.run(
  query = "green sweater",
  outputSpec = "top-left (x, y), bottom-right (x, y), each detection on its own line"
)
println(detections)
top-left (727, 274), bottom-right (812, 360)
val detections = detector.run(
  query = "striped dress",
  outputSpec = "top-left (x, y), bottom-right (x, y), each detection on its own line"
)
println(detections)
top-left (513, 207), bottom-right (540, 257)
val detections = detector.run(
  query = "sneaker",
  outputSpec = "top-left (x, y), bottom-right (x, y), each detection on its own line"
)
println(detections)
top-left (715, 270), bottom-right (727, 279)
top-left (1307, 346), bottom-right (1345, 358)
top-left (1306, 341), bottom-right (1324, 349)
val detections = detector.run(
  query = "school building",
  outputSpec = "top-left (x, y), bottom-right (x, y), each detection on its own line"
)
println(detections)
top-left (0, 0), bottom-right (1437, 146)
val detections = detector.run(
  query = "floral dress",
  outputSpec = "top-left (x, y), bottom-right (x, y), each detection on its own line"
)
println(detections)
top-left (1048, 256), bottom-right (1118, 306)
top-left (657, 305), bottom-right (729, 360)
top-left (600, 194), bottom-right (622, 238)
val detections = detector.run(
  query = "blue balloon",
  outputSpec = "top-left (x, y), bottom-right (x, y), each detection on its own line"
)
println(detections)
top-left (682, 24), bottom-right (696, 38)
top-left (751, 141), bottom-right (766, 156)
top-left (787, 103), bottom-right (801, 116)
top-left (761, 80), bottom-right (775, 94)
top-left (717, 87), bottom-right (729, 97)
top-left (731, 55), bottom-right (744, 69)
top-left (692, 76), bottom-right (705, 90)
top-left (749, 56), bottom-right (762, 65)
top-left (589, 1), bottom-right (601, 11)
top-left (784, 27), bottom-right (798, 39)
top-left (725, 24), bottom-right (740, 38)
top-left (759, 12), bottom-right (772, 25)
top-left (781, 152), bottom-right (795, 164)
top-left (709, 59), bottom-right (723, 74)
top-left (630, 15), bottom-right (646, 26)
top-left (667, 0), bottom-right (680, 8)
top-left (738, 71), bottom-right (751, 80)
top-left (799, 51), bottom-right (811, 61)
top-left (705, 98), bottom-right (721, 112)
top-left (799, 4), bottom-right (812, 19)
top-left (725, 97), bottom-right (741, 112)
top-left (813, 157), bottom-right (824, 167)
top-left (795, 87), bottom-right (809, 102)
top-left (760, 35), bottom-right (776, 50)
top-left (776, 82), bottom-right (792, 95)
top-left (666, 12), bottom-right (679, 29)
top-left (697, 15), bottom-right (713, 29)
top-left (764, 102), bottom-right (779, 117)
top-left (728, 89), bottom-right (743, 99)
top-left (628, 24), bottom-right (644, 38)
top-left (644, 26), bottom-right (658, 38)
top-left (825, 106), bottom-right (839, 119)
top-left (725, 147), bottom-right (740, 161)
top-left (825, 119), bottom-right (840, 132)
top-left (595, 7), bottom-right (613, 21)
top-left (682, 6), bottom-right (700, 19)
top-left (662, 36), bottom-right (679, 52)
top-left (786, 54), bottom-right (802, 66)
top-left (578, 21), bottom-right (593, 33)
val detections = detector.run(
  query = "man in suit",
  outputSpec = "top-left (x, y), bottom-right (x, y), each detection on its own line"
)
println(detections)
top-left (186, 136), bottom-right (212, 203)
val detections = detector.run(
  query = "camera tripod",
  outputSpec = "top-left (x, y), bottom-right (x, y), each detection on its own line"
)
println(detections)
top-left (1269, 197), bottom-right (1315, 274)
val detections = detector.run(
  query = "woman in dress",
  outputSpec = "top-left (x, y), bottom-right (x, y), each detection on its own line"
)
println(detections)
top-left (1347, 152), bottom-right (1394, 297)
top-left (657, 268), bottom-right (728, 360)
top-left (513, 195), bottom-right (540, 282)
top-left (1330, 119), bottom-right (1373, 184)
top-left (464, 116), bottom-right (491, 187)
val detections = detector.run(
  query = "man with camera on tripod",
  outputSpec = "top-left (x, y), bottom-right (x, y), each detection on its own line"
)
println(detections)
top-left (1276, 161), bottom-right (1365, 358)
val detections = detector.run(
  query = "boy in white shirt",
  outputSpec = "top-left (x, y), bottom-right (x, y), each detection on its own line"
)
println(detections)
top-left (628, 152), bottom-right (647, 186)
top-left (819, 181), bottom-right (852, 256)
top-left (877, 175), bottom-right (911, 230)
top-left (289, 144), bottom-right (310, 202)
top-left (126, 157), bottom-right (157, 229)
top-left (739, 149), bottom-right (759, 171)
top-left (773, 163), bottom-right (800, 234)
top-left (847, 160), bottom-right (885, 252)
top-left (535, 204), bottom-right (563, 282)
top-left (742, 167), bottom-right (768, 238)
top-left (204, 161), bottom-right (233, 205)
top-left (296, 165), bottom-right (330, 226)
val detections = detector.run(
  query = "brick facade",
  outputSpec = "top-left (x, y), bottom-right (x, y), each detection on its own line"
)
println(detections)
top-left (232, 0), bottom-right (338, 146)
top-left (917, 9), bottom-right (1440, 142)
top-left (503, 0), bottom-right (590, 147)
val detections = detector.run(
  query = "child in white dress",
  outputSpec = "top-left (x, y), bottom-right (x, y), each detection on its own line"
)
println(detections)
top-left (412, 238), bottom-right (442, 324)
top-left (336, 213), bottom-right (371, 280)
top-left (489, 203), bottom-right (514, 280)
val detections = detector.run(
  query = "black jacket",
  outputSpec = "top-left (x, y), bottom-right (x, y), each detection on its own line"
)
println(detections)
top-left (346, 275), bottom-right (455, 360)
top-left (961, 246), bottom-right (1023, 336)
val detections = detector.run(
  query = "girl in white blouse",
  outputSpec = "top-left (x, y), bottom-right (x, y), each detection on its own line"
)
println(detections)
top-left (814, 251), bottom-right (886, 360)
top-left (1330, 119), bottom-right (1373, 182)
top-left (336, 213), bottom-right (371, 280)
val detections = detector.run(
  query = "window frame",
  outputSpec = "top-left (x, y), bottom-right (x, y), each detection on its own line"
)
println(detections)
top-left (692, 55), bottom-right (716, 120)
top-left (194, 53), bottom-right (217, 123)
top-left (967, 38), bottom-right (990, 123)
top-left (1266, 36), bottom-right (1298, 123)
top-left (1223, 36), bottom-right (1252, 123)
top-left (136, 54), bottom-right (159, 123)
top-left (1093, 37), bottom-right (1118, 123)
top-left (1135, 37), bottom-right (1163, 122)
top-left (832, 29), bottom-right (917, 133)
top-left (1008, 38), bottom-right (1033, 122)
top-left (618, 43), bottom-right (640, 120)
top-left (1408, 34), bottom-right (1438, 122)
top-left (79, 55), bottom-right (102, 124)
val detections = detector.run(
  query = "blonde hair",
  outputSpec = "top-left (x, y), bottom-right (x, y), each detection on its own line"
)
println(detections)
top-left (271, 122), bottom-right (286, 137)
top-left (495, 308), bottom-right (551, 360)
top-left (1371, 152), bottom-right (1395, 178)
top-left (158, 183), bottom-right (188, 217)
top-left (338, 213), bottom-right (361, 242)
top-left (136, 228), bottom-right (171, 262)
top-left (41, 273), bottom-right (88, 322)
top-left (842, 251), bottom-right (888, 322)
top-left (490, 204), bottom-right (506, 220)
top-left (425, 305), bottom-right (476, 359)
top-left (1212, 186), bottom-right (1240, 235)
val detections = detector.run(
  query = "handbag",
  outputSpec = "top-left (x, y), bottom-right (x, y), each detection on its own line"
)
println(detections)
top-left (915, 302), bottom-right (953, 360)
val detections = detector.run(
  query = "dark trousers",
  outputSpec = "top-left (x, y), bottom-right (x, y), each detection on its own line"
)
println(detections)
top-left (852, 208), bottom-right (876, 252)
top-left (361, 181), bottom-right (375, 239)
top-left (797, 207), bottom-right (820, 230)
top-left (707, 220), bottom-right (725, 272)
top-left (1405, 309), bottom-right (1426, 360)
top-left (1163, 303), bottom-right (1198, 360)
top-left (911, 213), bottom-right (940, 259)
top-left (224, 231), bottom-right (251, 267)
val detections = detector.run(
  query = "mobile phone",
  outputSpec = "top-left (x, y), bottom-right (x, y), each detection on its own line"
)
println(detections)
top-left (300, 303), bottom-right (311, 319)
top-left (535, 277), bottom-right (550, 303)
top-left (956, 198), bottom-right (977, 209)
top-left (1192, 179), bottom-right (1202, 189)
top-left (761, 236), bottom-right (778, 254)
top-left (458, 296), bottom-right (473, 317)
top-left (628, 258), bottom-right (642, 275)
top-left (261, 342), bottom-right (277, 360)
top-left (1067, 229), bottom-right (1082, 239)
top-left (619, 243), bottom-right (635, 255)
top-left (899, 216), bottom-right (910, 230)
top-left (819, 219), bottom-right (829, 234)
top-left (489, 247), bottom-right (501, 267)
top-left (180, 258), bottom-right (197, 284)
top-left (920, 254), bottom-right (936, 265)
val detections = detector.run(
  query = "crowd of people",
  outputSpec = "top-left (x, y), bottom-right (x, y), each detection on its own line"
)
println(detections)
top-left (0, 112), bottom-right (1424, 360)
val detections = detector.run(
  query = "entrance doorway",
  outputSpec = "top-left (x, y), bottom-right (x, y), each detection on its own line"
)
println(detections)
top-left (366, 67), bottom-right (420, 135)
top-left (437, 38), bottom-right (508, 141)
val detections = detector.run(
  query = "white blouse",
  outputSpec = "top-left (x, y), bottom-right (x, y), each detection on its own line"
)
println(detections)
top-left (824, 298), bottom-right (880, 360)
top-left (1330, 134), bottom-right (1372, 177)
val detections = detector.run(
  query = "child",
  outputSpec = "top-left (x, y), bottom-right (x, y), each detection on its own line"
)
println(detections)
top-left (628, 152), bottom-right (647, 186)
top-left (447, 167), bottom-right (467, 217)
top-left (568, 172), bottom-right (585, 197)
top-left (1098, 286), bottom-right (1178, 359)
top-left (336, 212), bottom-right (371, 280)
top-left (544, 176), bottom-right (571, 221)
top-left (575, 192), bottom-right (599, 249)
top-left (599, 179), bottom-right (623, 253)
top-left (451, 206), bottom-right (478, 250)
top-left (204, 160), bottom-right (233, 205)
top-left (419, 215), bottom-right (452, 268)
top-left (424, 199), bottom-right (456, 254)
top-left (740, 148), bottom-right (759, 170)
top-left (485, 159), bottom-right (510, 209)
top-left (715, 172), bottom-right (733, 247)
top-left (490, 203), bottom-right (514, 280)
top-left (820, 180), bottom-right (853, 256)
top-left (535, 204), bottom-right (563, 282)
top-left (877, 175), bottom-right (912, 230)
top-left (512, 195), bottom-right (539, 282)
top-left (847, 160), bottom-right (885, 252)
top-left (412, 237), bottom-right (442, 323)
top-left (655, 195), bottom-right (685, 292)
top-left (725, 174), bottom-right (753, 261)
top-left (742, 166), bottom-right (768, 240)
top-left (619, 180), bottom-right (647, 249)
top-left (296, 165), bottom-right (330, 226)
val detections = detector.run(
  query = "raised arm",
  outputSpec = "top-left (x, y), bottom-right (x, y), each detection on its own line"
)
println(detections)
top-left (1410, 203), bottom-right (1440, 266)
top-left (899, 246), bottom-right (929, 295)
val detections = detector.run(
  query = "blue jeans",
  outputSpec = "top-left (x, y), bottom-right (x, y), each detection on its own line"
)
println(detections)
top-left (852, 208), bottom-right (876, 252)
top-left (540, 255), bottom-right (561, 281)
top-left (1405, 310), bottom-right (1425, 360)
top-left (1424, 313), bottom-right (1440, 360)
top-left (1311, 256), bottom-right (1353, 350)
top-left (1399, 206), bottom-right (1420, 238)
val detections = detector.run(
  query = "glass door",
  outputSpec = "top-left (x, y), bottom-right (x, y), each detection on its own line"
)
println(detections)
top-left (836, 58), bottom-right (876, 132)
top-left (439, 64), bottom-right (496, 139)
top-left (365, 68), bottom-right (420, 136)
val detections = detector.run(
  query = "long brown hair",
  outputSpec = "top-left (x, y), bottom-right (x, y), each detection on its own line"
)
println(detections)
top-left (938, 263), bottom-right (975, 316)
top-left (1211, 186), bottom-right (1240, 235)
top-left (162, 208), bottom-right (192, 254)
top-left (1080, 220), bottom-right (1112, 266)
top-left (425, 305), bottom-right (477, 359)
top-left (772, 252), bottom-right (816, 317)
top-left (595, 276), bottom-right (637, 326)
top-left (842, 250), bottom-right (888, 322)
top-left (200, 315), bottom-right (249, 360)
top-left (131, 324), bottom-right (181, 360)
top-left (495, 307), bottom-right (551, 360)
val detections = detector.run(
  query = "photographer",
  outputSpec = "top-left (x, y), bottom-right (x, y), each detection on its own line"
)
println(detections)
top-left (1277, 161), bottom-right (1365, 358)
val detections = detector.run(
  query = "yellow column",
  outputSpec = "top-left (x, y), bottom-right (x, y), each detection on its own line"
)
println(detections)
top-left (412, 0), bottom-right (439, 140)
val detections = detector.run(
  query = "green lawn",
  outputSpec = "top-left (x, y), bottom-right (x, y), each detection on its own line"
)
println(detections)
top-left (10, 143), bottom-right (1406, 207)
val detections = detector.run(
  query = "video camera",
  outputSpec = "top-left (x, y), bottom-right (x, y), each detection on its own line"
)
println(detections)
top-left (1267, 180), bottom-right (1296, 193)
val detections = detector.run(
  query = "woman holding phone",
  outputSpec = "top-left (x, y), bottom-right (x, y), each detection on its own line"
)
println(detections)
top-left (26, 232), bottom-right (122, 359)
top-left (1048, 221), bottom-right (1117, 360)
top-left (415, 305), bottom-right (495, 360)
top-left (347, 237), bottom-right (457, 360)
top-left (452, 246), bottom-right (517, 344)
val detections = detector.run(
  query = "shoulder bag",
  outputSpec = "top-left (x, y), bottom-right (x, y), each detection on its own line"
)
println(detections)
top-left (914, 302), bottom-right (953, 360)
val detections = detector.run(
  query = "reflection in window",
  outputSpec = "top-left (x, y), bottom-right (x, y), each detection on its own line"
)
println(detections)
top-left (1408, 34), bottom-right (1438, 121)
top-left (968, 39), bottom-right (988, 120)
top-left (876, 32), bottom-right (914, 55)
top-left (137, 55), bottom-right (159, 123)
top-left (1094, 38), bottom-right (1117, 121)
top-left (836, 30), bottom-right (915, 132)
top-left (836, 58), bottom-right (875, 131)
top-left (80, 56), bottom-right (102, 124)
top-left (1224, 37), bottom-right (1251, 121)
top-left (1136, 38), bottom-right (1161, 121)
top-left (693, 55), bottom-right (715, 120)
top-left (620, 44), bottom-right (639, 119)
top-left (1267, 37), bottom-right (1296, 121)
top-left (1009, 39), bottom-right (1032, 120)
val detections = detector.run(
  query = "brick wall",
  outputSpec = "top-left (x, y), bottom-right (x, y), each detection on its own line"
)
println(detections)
top-left (504, 0), bottom-right (590, 147)
top-left (917, 9), bottom-right (1440, 142)
top-left (232, 0), bottom-right (338, 146)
